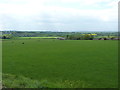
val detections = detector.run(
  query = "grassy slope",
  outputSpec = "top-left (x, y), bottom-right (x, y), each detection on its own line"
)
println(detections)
top-left (2, 39), bottom-right (118, 88)
top-left (3, 73), bottom-right (90, 88)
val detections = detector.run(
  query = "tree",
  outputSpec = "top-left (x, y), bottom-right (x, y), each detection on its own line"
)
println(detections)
top-left (66, 34), bottom-right (94, 40)
top-left (2, 36), bottom-right (7, 39)
top-left (2, 34), bottom-right (13, 39)
top-left (83, 34), bottom-right (94, 40)
top-left (104, 37), bottom-right (107, 40)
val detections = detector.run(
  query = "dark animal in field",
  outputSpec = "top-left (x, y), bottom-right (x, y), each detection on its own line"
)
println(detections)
top-left (22, 42), bottom-right (24, 44)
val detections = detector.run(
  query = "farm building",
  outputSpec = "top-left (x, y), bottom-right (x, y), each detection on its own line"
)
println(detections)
top-left (57, 37), bottom-right (65, 40)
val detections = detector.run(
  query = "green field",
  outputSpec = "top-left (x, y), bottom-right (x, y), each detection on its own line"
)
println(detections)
top-left (18, 37), bottom-right (58, 39)
top-left (2, 39), bottom-right (118, 88)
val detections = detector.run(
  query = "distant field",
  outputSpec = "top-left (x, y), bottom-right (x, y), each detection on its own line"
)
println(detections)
top-left (95, 36), bottom-right (117, 38)
top-left (18, 37), bottom-right (58, 39)
top-left (2, 39), bottom-right (118, 88)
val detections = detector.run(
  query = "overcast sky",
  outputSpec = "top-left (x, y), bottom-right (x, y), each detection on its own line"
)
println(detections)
top-left (0, 0), bottom-right (118, 32)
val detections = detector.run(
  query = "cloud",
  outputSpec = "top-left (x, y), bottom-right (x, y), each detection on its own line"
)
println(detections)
top-left (0, 0), bottom-right (118, 31)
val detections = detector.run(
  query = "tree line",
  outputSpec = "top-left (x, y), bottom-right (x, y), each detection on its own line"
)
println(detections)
top-left (0, 34), bottom-right (13, 39)
top-left (66, 34), bottom-right (94, 40)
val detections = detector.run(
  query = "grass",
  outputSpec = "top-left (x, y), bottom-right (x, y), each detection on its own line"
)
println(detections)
top-left (18, 37), bottom-right (58, 39)
top-left (2, 39), bottom-right (118, 88)
top-left (0, 40), bottom-right (2, 89)
top-left (2, 73), bottom-right (42, 88)
top-left (3, 73), bottom-right (91, 88)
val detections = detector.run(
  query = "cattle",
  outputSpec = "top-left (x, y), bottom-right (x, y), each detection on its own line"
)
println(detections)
top-left (22, 42), bottom-right (24, 44)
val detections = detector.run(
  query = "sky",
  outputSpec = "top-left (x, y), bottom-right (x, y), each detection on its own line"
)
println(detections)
top-left (0, 0), bottom-right (119, 32)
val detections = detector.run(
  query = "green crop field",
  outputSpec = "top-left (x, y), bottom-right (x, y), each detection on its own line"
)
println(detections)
top-left (18, 37), bottom-right (58, 39)
top-left (2, 39), bottom-right (118, 88)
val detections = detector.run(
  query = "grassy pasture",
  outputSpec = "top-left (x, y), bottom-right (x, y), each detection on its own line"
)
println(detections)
top-left (2, 39), bottom-right (118, 88)
top-left (18, 37), bottom-right (58, 39)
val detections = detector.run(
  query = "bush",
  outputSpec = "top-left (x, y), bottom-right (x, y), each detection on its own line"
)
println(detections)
top-left (2, 34), bottom-right (13, 39)
top-left (66, 34), bottom-right (94, 40)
